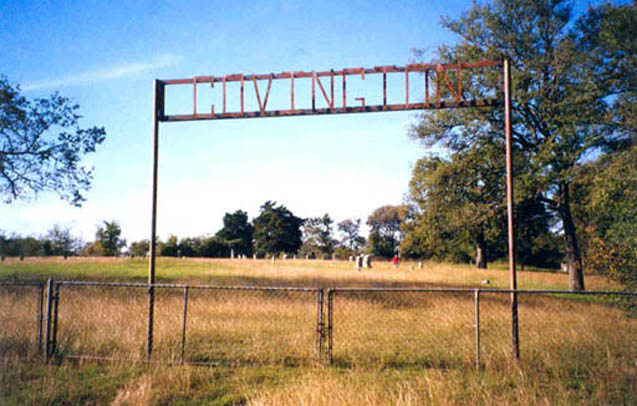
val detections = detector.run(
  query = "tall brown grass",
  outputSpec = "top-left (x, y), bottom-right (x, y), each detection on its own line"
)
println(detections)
top-left (1, 258), bottom-right (635, 405)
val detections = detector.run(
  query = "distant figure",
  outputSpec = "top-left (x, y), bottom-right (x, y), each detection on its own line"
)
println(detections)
top-left (392, 254), bottom-right (399, 269)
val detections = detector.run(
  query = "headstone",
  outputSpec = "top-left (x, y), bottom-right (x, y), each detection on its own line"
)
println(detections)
top-left (348, 256), bottom-right (353, 262)
top-left (283, 254), bottom-right (288, 260)
top-left (355, 255), bottom-right (363, 271)
top-left (560, 263), bottom-right (570, 273)
top-left (253, 254), bottom-right (257, 260)
top-left (231, 249), bottom-right (235, 259)
top-left (293, 255), bottom-right (297, 260)
top-left (362, 254), bottom-right (372, 268)
top-left (331, 253), bottom-right (336, 260)
top-left (418, 261), bottom-right (423, 270)
top-left (305, 254), bottom-right (310, 260)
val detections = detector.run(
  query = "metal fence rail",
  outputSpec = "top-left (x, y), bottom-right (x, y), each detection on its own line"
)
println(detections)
top-left (0, 280), bottom-right (45, 359)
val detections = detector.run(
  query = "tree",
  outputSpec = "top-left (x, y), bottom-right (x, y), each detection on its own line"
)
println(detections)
top-left (160, 235), bottom-right (179, 257)
top-left (573, 146), bottom-right (637, 289)
top-left (410, 0), bottom-right (635, 290)
top-left (0, 76), bottom-right (106, 206)
top-left (43, 224), bottom-right (82, 257)
top-left (95, 220), bottom-right (126, 257)
top-left (337, 218), bottom-right (365, 251)
top-left (216, 210), bottom-right (254, 256)
top-left (302, 214), bottom-right (337, 257)
top-left (366, 205), bottom-right (405, 257)
top-left (128, 239), bottom-right (149, 257)
top-left (252, 201), bottom-right (303, 256)
top-left (402, 144), bottom-right (506, 268)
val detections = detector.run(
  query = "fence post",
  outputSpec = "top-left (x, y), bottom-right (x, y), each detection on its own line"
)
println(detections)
top-left (147, 285), bottom-right (155, 360)
top-left (44, 278), bottom-right (53, 361)
top-left (51, 283), bottom-right (60, 357)
top-left (474, 289), bottom-right (480, 370)
top-left (316, 289), bottom-right (324, 361)
top-left (327, 289), bottom-right (333, 364)
top-left (37, 283), bottom-right (44, 354)
top-left (181, 286), bottom-right (189, 364)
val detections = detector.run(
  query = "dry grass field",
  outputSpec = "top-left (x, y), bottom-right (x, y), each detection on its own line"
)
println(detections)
top-left (0, 257), bottom-right (635, 405)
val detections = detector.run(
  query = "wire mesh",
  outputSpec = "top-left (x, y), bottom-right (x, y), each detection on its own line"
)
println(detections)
top-left (48, 282), bottom-right (321, 365)
top-left (328, 288), bottom-right (637, 372)
top-left (516, 292), bottom-right (637, 378)
top-left (53, 282), bottom-right (149, 361)
top-left (477, 291), bottom-right (513, 367)
top-left (2, 278), bottom-right (635, 371)
top-left (153, 286), bottom-right (321, 365)
top-left (329, 289), bottom-right (477, 368)
top-left (0, 281), bottom-right (44, 359)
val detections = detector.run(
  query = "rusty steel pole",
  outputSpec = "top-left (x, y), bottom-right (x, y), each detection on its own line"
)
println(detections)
top-left (147, 79), bottom-right (162, 360)
top-left (504, 58), bottom-right (520, 360)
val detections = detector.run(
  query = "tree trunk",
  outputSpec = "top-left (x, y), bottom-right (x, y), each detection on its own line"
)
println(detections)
top-left (559, 183), bottom-right (585, 291)
top-left (475, 232), bottom-right (487, 269)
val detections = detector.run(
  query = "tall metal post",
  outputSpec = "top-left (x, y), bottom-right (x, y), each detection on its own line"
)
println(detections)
top-left (44, 278), bottom-right (53, 360)
top-left (148, 79), bottom-right (163, 359)
top-left (504, 58), bottom-right (520, 359)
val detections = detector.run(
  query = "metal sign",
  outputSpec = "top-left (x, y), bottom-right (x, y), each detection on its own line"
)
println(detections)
top-left (155, 61), bottom-right (502, 121)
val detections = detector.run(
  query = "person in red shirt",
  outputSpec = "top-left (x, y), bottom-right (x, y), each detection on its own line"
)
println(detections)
top-left (392, 254), bottom-right (399, 269)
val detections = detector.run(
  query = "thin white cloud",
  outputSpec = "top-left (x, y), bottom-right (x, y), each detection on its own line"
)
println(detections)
top-left (23, 54), bottom-right (181, 91)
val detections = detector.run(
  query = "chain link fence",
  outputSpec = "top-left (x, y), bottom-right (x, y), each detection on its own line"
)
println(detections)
top-left (1, 279), bottom-right (635, 371)
top-left (47, 281), bottom-right (322, 365)
top-left (326, 288), bottom-right (637, 372)
top-left (0, 281), bottom-right (45, 359)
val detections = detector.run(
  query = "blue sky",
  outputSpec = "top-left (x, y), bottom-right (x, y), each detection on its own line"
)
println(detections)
top-left (0, 0), bottom-right (612, 244)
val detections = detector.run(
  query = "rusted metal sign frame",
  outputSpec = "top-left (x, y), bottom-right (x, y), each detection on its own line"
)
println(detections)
top-left (147, 59), bottom-right (519, 361)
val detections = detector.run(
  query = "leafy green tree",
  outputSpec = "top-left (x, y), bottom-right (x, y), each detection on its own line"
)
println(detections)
top-left (43, 224), bottom-right (81, 257)
top-left (402, 144), bottom-right (505, 268)
top-left (0, 76), bottom-right (106, 206)
top-left (128, 239), bottom-right (149, 257)
top-left (95, 220), bottom-right (126, 257)
top-left (160, 235), bottom-right (179, 257)
top-left (302, 214), bottom-right (337, 257)
top-left (367, 205), bottom-right (405, 257)
top-left (199, 236), bottom-right (230, 258)
top-left (252, 201), bottom-right (303, 256)
top-left (573, 147), bottom-right (637, 289)
top-left (216, 210), bottom-right (254, 256)
top-left (337, 218), bottom-right (365, 251)
top-left (410, 0), bottom-right (634, 290)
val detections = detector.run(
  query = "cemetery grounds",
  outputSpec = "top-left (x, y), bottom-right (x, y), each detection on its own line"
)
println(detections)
top-left (0, 256), bottom-right (635, 405)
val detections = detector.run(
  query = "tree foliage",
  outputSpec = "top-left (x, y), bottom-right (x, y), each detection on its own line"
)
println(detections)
top-left (402, 144), bottom-right (506, 267)
top-left (128, 239), bottom-right (149, 257)
top-left (337, 218), bottom-right (365, 252)
top-left (252, 201), bottom-right (303, 256)
top-left (573, 147), bottom-right (637, 289)
top-left (0, 76), bottom-right (106, 206)
top-left (367, 205), bottom-right (406, 257)
top-left (215, 210), bottom-right (254, 256)
top-left (410, 0), bottom-right (635, 290)
top-left (302, 214), bottom-right (337, 257)
top-left (43, 224), bottom-right (82, 257)
top-left (94, 220), bottom-right (126, 257)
